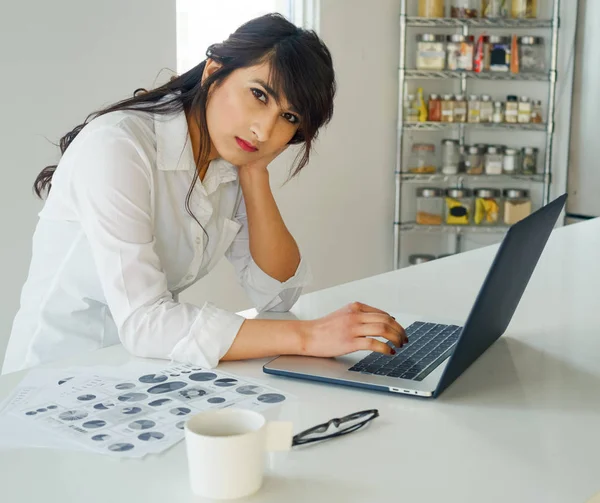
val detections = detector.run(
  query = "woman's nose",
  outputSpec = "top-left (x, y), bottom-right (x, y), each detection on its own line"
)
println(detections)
top-left (251, 112), bottom-right (278, 143)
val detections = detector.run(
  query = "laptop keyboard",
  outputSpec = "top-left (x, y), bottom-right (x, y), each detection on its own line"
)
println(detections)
top-left (348, 322), bottom-right (462, 381)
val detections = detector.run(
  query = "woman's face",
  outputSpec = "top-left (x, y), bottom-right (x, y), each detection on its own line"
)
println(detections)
top-left (203, 59), bottom-right (302, 167)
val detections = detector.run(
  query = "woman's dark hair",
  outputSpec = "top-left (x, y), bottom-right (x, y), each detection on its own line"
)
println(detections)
top-left (34, 12), bottom-right (336, 220)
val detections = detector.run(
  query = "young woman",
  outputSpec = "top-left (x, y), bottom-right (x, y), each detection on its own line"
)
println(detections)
top-left (2, 13), bottom-right (406, 374)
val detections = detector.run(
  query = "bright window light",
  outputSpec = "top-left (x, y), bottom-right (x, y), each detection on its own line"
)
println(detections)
top-left (176, 0), bottom-right (293, 74)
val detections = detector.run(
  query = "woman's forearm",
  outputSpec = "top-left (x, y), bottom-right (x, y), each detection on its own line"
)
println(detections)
top-left (220, 318), bottom-right (309, 361)
top-left (238, 168), bottom-right (301, 282)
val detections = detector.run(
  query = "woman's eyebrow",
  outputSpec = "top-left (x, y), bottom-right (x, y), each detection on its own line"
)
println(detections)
top-left (250, 79), bottom-right (300, 115)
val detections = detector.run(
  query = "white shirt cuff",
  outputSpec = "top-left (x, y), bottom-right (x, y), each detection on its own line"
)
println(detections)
top-left (168, 302), bottom-right (245, 368)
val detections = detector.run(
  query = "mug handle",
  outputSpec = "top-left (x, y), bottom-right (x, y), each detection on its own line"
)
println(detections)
top-left (265, 421), bottom-right (293, 452)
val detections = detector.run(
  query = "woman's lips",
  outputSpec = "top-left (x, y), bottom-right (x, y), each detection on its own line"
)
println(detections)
top-left (235, 137), bottom-right (258, 152)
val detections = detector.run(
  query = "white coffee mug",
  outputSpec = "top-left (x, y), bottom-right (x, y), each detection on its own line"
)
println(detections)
top-left (184, 408), bottom-right (293, 500)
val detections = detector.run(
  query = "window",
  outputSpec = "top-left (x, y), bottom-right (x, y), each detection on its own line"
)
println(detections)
top-left (176, 0), bottom-right (295, 74)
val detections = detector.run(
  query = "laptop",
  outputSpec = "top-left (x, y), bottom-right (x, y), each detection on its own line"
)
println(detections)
top-left (263, 194), bottom-right (567, 398)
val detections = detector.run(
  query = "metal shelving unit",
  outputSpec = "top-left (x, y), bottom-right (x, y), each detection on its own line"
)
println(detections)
top-left (398, 173), bottom-right (547, 183)
top-left (399, 223), bottom-right (511, 234)
top-left (404, 69), bottom-right (551, 81)
top-left (406, 17), bottom-right (553, 28)
top-left (402, 121), bottom-right (548, 131)
top-left (393, 0), bottom-right (561, 270)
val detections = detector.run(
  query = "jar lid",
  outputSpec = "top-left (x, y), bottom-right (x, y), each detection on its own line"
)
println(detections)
top-left (468, 94), bottom-right (479, 101)
top-left (519, 36), bottom-right (544, 45)
top-left (467, 145), bottom-right (482, 154)
top-left (489, 35), bottom-right (511, 44)
top-left (429, 93), bottom-right (440, 100)
top-left (409, 254), bottom-right (436, 265)
top-left (448, 34), bottom-right (465, 43)
top-left (486, 146), bottom-right (500, 154)
top-left (437, 253), bottom-right (455, 259)
top-left (475, 188), bottom-right (501, 198)
top-left (503, 189), bottom-right (529, 199)
top-left (442, 94), bottom-right (454, 100)
top-left (481, 94), bottom-right (492, 101)
top-left (522, 146), bottom-right (539, 154)
top-left (519, 96), bottom-right (531, 102)
top-left (507, 95), bottom-right (518, 102)
top-left (504, 147), bottom-right (518, 155)
top-left (455, 94), bottom-right (465, 101)
top-left (412, 143), bottom-right (435, 152)
top-left (417, 34), bottom-right (445, 42)
top-left (416, 188), bottom-right (443, 197)
top-left (447, 34), bottom-right (474, 43)
top-left (441, 139), bottom-right (460, 145)
top-left (446, 188), bottom-right (472, 198)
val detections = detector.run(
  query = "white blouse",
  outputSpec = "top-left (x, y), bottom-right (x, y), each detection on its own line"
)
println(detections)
top-left (2, 104), bottom-right (310, 375)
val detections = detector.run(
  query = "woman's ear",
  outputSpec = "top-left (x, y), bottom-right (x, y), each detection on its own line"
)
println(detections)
top-left (201, 58), bottom-right (223, 84)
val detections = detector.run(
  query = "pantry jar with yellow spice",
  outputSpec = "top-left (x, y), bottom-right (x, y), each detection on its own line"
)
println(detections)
top-left (419, 0), bottom-right (445, 17)
top-left (416, 188), bottom-right (444, 225)
top-left (445, 188), bottom-right (473, 225)
top-left (512, 0), bottom-right (537, 18)
top-left (474, 188), bottom-right (502, 226)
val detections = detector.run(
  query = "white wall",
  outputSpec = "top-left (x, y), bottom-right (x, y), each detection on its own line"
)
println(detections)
top-left (0, 1), bottom-right (177, 360)
top-left (0, 0), bottom-right (402, 362)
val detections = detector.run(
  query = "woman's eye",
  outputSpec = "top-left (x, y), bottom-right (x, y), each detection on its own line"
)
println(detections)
top-left (251, 88), bottom-right (267, 103)
top-left (282, 112), bottom-right (299, 124)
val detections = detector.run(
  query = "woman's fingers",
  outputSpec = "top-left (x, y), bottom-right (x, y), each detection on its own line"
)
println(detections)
top-left (348, 301), bottom-right (388, 315)
top-left (353, 323), bottom-right (405, 348)
top-left (353, 337), bottom-right (396, 355)
top-left (355, 313), bottom-right (408, 345)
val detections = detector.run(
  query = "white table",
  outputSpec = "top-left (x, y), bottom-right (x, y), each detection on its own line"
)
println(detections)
top-left (1, 218), bottom-right (599, 503)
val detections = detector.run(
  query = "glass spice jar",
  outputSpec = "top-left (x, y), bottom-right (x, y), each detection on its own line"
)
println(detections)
top-left (451, 0), bottom-right (478, 18)
top-left (504, 189), bottom-right (532, 225)
top-left (416, 34), bottom-right (446, 70)
top-left (474, 188), bottom-right (502, 226)
top-left (428, 94), bottom-right (442, 122)
top-left (519, 36), bottom-right (545, 72)
top-left (441, 139), bottom-right (461, 175)
top-left (419, 0), bottom-right (446, 17)
top-left (489, 35), bottom-right (511, 72)
top-left (441, 94), bottom-right (455, 123)
top-left (512, 0), bottom-right (537, 19)
top-left (492, 101), bottom-right (504, 123)
top-left (468, 95), bottom-right (481, 123)
top-left (521, 147), bottom-right (538, 174)
top-left (416, 188), bottom-right (444, 226)
top-left (404, 94), bottom-right (419, 123)
top-left (485, 145), bottom-right (504, 175)
top-left (453, 94), bottom-right (467, 123)
top-left (531, 100), bottom-right (543, 123)
top-left (518, 96), bottom-right (532, 123)
top-left (407, 143), bottom-right (437, 174)
top-left (503, 147), bottom-right (520, 174)
top-left (445, 188), bottom-right (473, 225)
top-left (505, 95), bottom-right (518, 123)
top-left (446, 35), bottom-right (475, 71)
top-left (480, 94), bottom-right (494, 123)
top-left (465, 145), bottom-right (484, 174)
top-left (481, 0), bottom-right (508, 18)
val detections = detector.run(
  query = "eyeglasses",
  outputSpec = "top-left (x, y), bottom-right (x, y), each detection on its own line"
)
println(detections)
top-left (291, 409), bottom-right (379, 447)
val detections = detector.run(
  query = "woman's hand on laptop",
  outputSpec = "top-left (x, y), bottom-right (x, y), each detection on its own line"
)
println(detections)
top-left (301, 302), bottom-right (408, 358)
